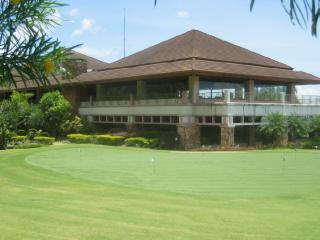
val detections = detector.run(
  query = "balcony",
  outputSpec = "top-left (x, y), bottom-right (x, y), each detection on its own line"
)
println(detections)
top-left (78, 91), bottom-right (320, 124)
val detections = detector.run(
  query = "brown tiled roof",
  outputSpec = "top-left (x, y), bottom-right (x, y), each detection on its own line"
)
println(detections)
top-left (70, 51), bottom-right (108, 70)
top-left (106, 29), bottom-right (292, 70)
top-left (1, 30), bottom-right (319, 92)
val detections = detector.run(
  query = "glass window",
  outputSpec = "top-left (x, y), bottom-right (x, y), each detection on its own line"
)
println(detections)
top-left (199, 79), bottom-right (246, 100)
top-left (254, 83), bottom-right (288, 101)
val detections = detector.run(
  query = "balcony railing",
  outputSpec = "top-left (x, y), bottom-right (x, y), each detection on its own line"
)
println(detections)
top-left (79, 91), bottom-right (320, 108)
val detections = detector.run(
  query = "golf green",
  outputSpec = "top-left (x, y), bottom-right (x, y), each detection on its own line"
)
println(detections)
top-left (26, 146), bottom-right (320, 197)
top-left (0, 145), bottom-right (320, 240)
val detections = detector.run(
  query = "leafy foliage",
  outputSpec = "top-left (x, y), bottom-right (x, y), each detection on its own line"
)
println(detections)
top-left (258, 113), bottom-right (289, 145)
top-left (0, 0), bottom-right (80, 87)
top-left (251, 0), bottom-right (319, 36)
top-left (39, 90), bottom-right (71, 135)
top-left (287, 116), bottom-right (309, 139)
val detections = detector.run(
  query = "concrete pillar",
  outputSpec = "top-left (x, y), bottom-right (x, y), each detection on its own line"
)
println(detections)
top-left (280, 92), bottom-right (286, 104)
top-left (177, 124), bottom-right (200, 150)
top-left (249, 126), bottom-right (256, 146)
top-left (126, 116), bottom-right (137, 132)
top-left (247, 80), bottom-right (255, 102)
top-left (288, 83), bottom-right (296, 104)
top-left (137, 80), bottom-right (146, 99)
top-left (188, 75), bottom-right (200, 104)
top-left (220, 126), bottom-right (235, 148)
top-left (224, 89), bottom-right (231, 103)
top-left (96, 84), bottom-right (106, 101)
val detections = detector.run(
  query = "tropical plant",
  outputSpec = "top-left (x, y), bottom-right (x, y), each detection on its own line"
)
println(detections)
top-left (39, 91), bottom-right (71, 136)
top-left (60, 115), bottom-right (84, 135)
top-left (287, 116), bottom-right (309, 139)
top-left (308, 116), bottom-right (320, 137)
top-left (0, 0), bottom-right (80, 87)
top-left (258, 112), bottom-right (289, 146)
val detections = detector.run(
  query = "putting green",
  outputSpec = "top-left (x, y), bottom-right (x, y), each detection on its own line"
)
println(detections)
top-left (26, 146), bottom-right (320, 197)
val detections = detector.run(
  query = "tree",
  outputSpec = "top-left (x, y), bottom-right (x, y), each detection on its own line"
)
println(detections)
top-left (39, 91), bottom-right (71, 136)
top-left (0, 0), bottom-right (79, 88)
top-left (308, 116), bottom-right (320, 137)
top-left (258, 112), bottom-right (289, 146)
top-left (287, 116), bottom-right (309, 139)
top-left (154, 0), bottom-right (320, 36)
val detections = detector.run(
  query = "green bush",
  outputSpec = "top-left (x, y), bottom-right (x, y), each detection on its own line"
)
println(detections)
top-left (303, 137), bottom-right (320, 149)
top-left (33, 136), bottom-right (55, 145)
top-left (14, 143), bottom-right (43, 149)
top-left (67, 134), bottom-right (93, 144)
top-left (96, 135), bottom-right (125, 146)
top-left (125, 137), bottom-right (160, 148)
top-left (12, 136), bottom-right (27, 143)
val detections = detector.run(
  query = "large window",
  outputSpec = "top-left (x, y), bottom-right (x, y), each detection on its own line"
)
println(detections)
top-left (144, 78), bottom-right (188, 99)
top-left (103, 82), bottom-right (136, 101)
top-left (199, 79), bottom-right (246, 100)
top-left (254, 83), bottom-right (288, 101)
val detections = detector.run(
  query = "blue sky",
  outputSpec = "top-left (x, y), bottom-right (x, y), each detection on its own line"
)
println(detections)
top-left (54, 0), bottom-right (320, 94)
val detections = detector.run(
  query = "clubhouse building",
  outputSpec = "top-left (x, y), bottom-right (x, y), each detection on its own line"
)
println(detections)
top-left (1, 30), bottom-right (320, 149)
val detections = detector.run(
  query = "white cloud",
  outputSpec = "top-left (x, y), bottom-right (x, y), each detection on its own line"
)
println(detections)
top-left (296, 85), bottom-right (320, 95)
top-left (68, 8), bottom-right (79, 17)
top-left (77, 46), bottom-right (113, 60)
top-left (71, 18), bottom-right (99, 37)
top-left (177, 10), bottom-right (189, 18)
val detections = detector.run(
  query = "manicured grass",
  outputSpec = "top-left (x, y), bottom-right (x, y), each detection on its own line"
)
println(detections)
top-left (0, 145), bottom-right (320, 239)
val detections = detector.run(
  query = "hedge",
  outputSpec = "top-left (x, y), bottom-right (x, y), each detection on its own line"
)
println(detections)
top-left (125, 137), bottom-right (160, 148)
top-left (96, 135), bottom-right (125, 146)
top-left (303, 137), bottom-right (320, 149)
top-left (67, 134), bottom-right (93, 144)
top-left (33, 136), bottom-right (55, 145)
top-left (12, 136), bottom-right (27, 143)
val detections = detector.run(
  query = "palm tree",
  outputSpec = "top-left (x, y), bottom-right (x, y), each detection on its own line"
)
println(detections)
top-left (258, 113), bottom-right (288, 146)
top-left (287, 116), bottom-right (309, 140)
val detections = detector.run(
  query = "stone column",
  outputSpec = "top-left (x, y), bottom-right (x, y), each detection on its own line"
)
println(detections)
top-left (126, 116), bottom-right (137, 132)
top-left (137, 80), bottom-right (146, 99)
top-left (220, 126), bottom-right (235, 148)
top-left (247, 80), bottom-right (255, 102)
top-left (220, 116), bottom-right (235, 148)
top-left (249, 126), bottom-right (256, 146)
top-left (188, 75), bottom-right (200, 104)
top-left (288, 83), bottom-right (296, 104)
top-left (96, 84), bottom-right (106, 101)
top-left (177, 124), bottom-right (201, 150)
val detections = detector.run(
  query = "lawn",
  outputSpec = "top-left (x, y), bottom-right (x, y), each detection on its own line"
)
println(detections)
top-left (0, 145), bottom-right (320, 240)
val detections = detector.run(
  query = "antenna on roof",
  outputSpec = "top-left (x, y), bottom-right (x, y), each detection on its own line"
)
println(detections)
top-left (123, 8), bottom-right (126, 58)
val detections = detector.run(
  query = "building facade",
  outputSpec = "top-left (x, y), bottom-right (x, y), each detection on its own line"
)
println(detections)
top-left (2, 30), bottom-right (320, 149)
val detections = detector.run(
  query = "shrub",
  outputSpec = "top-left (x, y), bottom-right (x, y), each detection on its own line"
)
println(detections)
top-left (125, 137), bottom-right (160, 148)
top-left (33, 136), bottom-right (55, 145)
top-left (96, 135), bottom-right (125, 146)
top-left (303, 137), bottom-right (320, 149)
top-left (125, 137), bottom-right (150, 147)
top-left (60, 116), bottom-right (84, 135)
top-left (14, 143), bottom-right (43, 149)
top-left (67, 134), bottom-right (93, 144)
top-left (12, 136), bottom-right (27, 144)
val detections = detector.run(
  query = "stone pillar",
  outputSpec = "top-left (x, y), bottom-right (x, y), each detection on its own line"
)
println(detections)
top-left (96, 84), bottom-right (106, 101)
top-left (188, 75), bottom-right (200, 104)
top-left (137, 80), bottom-right (146, 99)
top-left (249, 126), bottom-right (256, 146)
top-left (247, 80), bottom-right (255, 102)
top-left (220, 116), bottom-right (235, 148)
top-left (177, 124), bottom-right (200, 150)
top-left (220, 126), bottom-right (235, 148)
top-left (126, 116), bottom-right (137, 132)
top-left (288, 83), bottom-right (296, 104)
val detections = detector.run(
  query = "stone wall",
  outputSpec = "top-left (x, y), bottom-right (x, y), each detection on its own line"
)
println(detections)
top-left (177, 124), bottom-right (200, 150)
